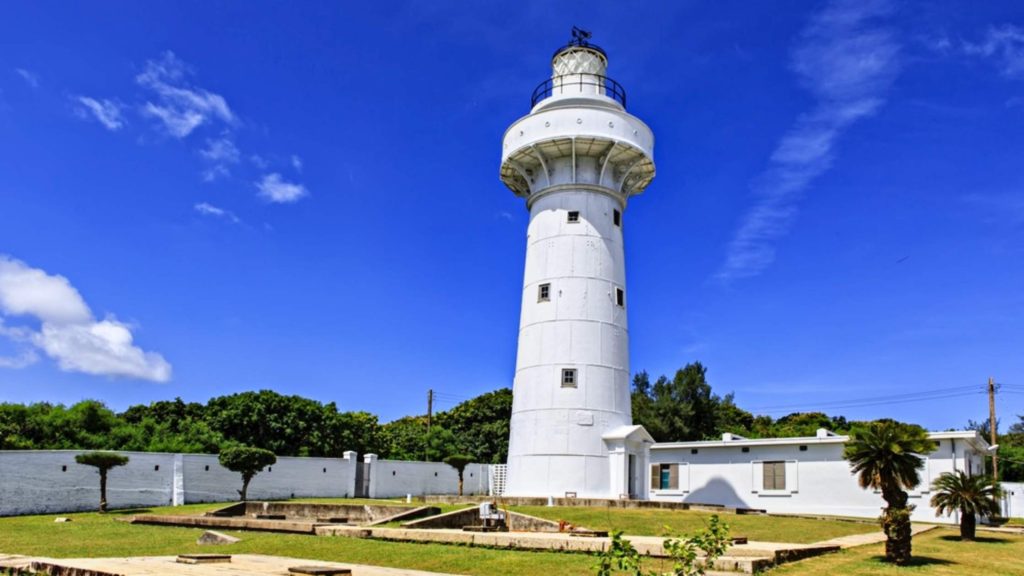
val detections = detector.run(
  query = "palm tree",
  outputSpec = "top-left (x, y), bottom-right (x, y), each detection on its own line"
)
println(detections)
top-left (930, 471), bottom-right (1001, 540)
top-left (843, 420), bottom-right (936, 566)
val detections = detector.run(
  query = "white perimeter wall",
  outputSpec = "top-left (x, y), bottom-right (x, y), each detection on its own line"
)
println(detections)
top-left (649, 438), bottom-right (986, 525)
top-left (1002, 482), bottom-right (1024, 519)
top-left (0, 450), bottom-right (489, 516)
top-left (366, 457), bottom-right (489, 499)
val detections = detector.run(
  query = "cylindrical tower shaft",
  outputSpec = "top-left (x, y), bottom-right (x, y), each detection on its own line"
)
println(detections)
top-left (500, 33), bottom-right (655, 499)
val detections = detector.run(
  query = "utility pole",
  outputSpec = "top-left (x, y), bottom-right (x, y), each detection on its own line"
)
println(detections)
top-left (426, 389), bottom-right (434, 434)
top-left (989, 377), bottom-right (998, 481)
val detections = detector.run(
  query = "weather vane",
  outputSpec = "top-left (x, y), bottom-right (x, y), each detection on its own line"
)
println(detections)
top-left (570, 26), bottom-right (592, 47)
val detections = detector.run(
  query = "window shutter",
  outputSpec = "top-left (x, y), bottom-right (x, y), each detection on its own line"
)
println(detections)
top-left (762, 462), bottom-right (773, 490)
top-left (650, 465), bottom-right (659, 490)
top-left (668, 464), bottom-right (679, 490)
top-left (774, 462), bottom-right (786, 490)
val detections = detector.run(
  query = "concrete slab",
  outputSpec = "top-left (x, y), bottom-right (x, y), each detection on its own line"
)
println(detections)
top-left (18, 554), bottom-right (460, 576)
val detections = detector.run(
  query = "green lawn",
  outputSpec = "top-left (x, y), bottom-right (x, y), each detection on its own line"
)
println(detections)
top-left (2, 502), bottom-right (1021, 576)
top-left (513, 505), bottom-right (878, 543)
top-left (768, 528), bottom-right (1024, 576)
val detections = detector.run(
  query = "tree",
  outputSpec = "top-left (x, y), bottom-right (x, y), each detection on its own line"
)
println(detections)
top-left (930, 471), bottom-right (1002, 540)
top-left (433, 388), bottom-right (512, 463)
top-left (218, 446), bottom-right (276, 501)
top-left (843, 420), bottom-right (936, 565)
top-left (631, 363), bottom-right (721, 442)
top-left (443, 454), bottom-right (475, 496)
top-left (75, 451), bottom-right (129, 513)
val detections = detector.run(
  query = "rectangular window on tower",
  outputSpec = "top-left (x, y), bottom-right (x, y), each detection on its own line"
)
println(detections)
top-left (538, 283), bottom-right (550, 302)
top-left (561, 368), bottom-right (577, 388)
top-left (613, 209), bottom-right (621, 227)
top-left (567, 211), bottom-right (580, 223)
top-left (616, 288), bottom-right (625, 307)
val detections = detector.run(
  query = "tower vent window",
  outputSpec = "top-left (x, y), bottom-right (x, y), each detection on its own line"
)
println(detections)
top-left (616, 288), bottom-right (625, 307)
top-left (561, 368), bottom-right (577, 388)
top-left (567, 211), bottom-right (580, 223)
top-left (613, 209), bottom-right (621, 227)
top-left (538, 283), bottom-right (550, 302)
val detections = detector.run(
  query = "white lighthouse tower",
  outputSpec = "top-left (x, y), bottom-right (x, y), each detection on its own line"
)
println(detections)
top-left (500, 30), bottom-right (656, 499)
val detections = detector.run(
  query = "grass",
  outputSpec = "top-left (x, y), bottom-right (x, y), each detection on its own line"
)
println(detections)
top-left (512, 505), bottom-right (878, 543)
top-left (1, 501), bottom-right (1021, 576)
top-left (768, 528), bottom-right (1024, 576)
top-left (0, 508), bottom-right (595, 576)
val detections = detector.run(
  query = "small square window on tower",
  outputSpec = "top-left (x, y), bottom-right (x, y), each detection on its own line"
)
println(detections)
top-left (538, 283), bottom-right (551, 302)
top-left (561, 368), bottom-right (577, 388)
top-left (567, 210), bottom-right (580, 223)
top-left (613, 209), bottom-right (621, 227)
top-left (616, 287), bottom-right (625, 307)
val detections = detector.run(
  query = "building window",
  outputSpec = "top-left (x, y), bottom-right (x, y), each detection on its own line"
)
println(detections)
top-left (616, 288), bottom-right (625, 307)
top-left (650, 463), bottom-right (679, 490)
top-left (154, 465), bottom-right (160, 471)
top-left (690, 449), bottom-right (699, 455)
top-left (763, 461), bottom-right (786, 490)
top-left (567, 211), bottom-right (580, 223)
top-left (799, 445), bottom-right (808, 452)
top-left (538, 283), bottom-right (550, 302)
top-left (561, 368), bottom-right (577, 388)
top-left (741, 447), bottom-right (750, 453)
top-left (613, 209), bottom-right (621, 227)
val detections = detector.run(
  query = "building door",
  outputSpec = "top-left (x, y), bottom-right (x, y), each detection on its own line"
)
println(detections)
top-left (627, 453), bottom-right (636, 498)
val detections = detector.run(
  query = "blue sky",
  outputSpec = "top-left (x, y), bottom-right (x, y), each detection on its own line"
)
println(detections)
top-left (1, 1), bottom-right (1022, 431)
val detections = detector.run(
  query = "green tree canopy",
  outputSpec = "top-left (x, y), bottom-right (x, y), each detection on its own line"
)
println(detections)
top-left (218, 445), bottom-right (276, 501)
top-left (930, 470), bottom-right (1001, 540)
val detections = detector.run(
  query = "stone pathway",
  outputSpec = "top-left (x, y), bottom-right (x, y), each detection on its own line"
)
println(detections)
top-left (816, 523), bottom-right (937, 549)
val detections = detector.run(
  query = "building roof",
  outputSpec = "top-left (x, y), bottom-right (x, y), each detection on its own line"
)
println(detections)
top-left (602, 424), bottom-right (656, 444)
top-left (651, 429), bottom-right (990, 453)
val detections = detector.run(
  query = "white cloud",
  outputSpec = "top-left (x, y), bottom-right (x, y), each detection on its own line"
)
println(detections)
top-left (199, 134), bottom-right (240, 180)
top-left (14, 68), bottom-right (39, 88)
top-left (256, 173), bottom-right (308, 203)
top-left (74, 96), bottom-right (125, 131)
top-left (0, 255), bottom-right (171, 382)
top-left (716, 0), bottom-right (900, 282)
top-left (964, 25), bottom-right (1024, 78)
top-left (291, 155), bottom-right (303, 172)
top-left (136, 51), bottom-right (235, 138)
top-left (194, 201), bottom-right (241, 224)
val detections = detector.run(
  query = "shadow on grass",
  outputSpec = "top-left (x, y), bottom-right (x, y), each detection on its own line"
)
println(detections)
top-left (869, 556), bottom-right (955, 567)
top-left (938, 535), bottom-right (1012, 544)
top-left (111, 508), bottom-right (154, 515)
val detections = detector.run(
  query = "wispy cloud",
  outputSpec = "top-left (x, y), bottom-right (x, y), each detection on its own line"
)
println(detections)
top-left (74, 96), bottom-right (125, 131)
top-left (291, 155), bottom-right (303, 173)
top-left (256, 173), bottom-right (308, 204)
top-left (964, 24), bottom-right (1024, 78)
top-left (716, 0), bottom-right (900, 283)
top-left (199, 134), bottom-right (240, 181)
top-left (14, 68), bottom-right (39, 88)
top-left (0, 255), bottom-right (171, 381)
top-left (194, 201), bottom-right (241, 224)
top-left (136, 51), bottom-right (235, 138)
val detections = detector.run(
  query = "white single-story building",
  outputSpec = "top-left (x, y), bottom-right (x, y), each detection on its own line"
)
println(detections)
top-left (648, 429), bottom-right (991, 524)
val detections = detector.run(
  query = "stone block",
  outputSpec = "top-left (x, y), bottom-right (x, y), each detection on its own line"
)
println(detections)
top-left (197, 530), bottom-right (241, 545)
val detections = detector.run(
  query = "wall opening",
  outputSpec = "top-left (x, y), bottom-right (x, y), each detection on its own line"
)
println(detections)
top-left (561, 368), bottom-right (577, 388)
top-left (538, 283), bottom-right (550, 302)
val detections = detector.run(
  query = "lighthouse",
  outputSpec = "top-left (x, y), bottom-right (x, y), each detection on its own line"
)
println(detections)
top-left (500, 30), bottom-right (656, 499)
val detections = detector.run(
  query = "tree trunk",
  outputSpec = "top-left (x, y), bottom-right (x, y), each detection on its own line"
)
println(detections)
top-left (879, 483), bottom-right (912, 565)
top-left (960, 509), bottom-right (976, 540)
top-left (240, 475), bottom-right (251, 501)
top-left (99, 469), bottom-right (108, 513)
top-left (458, 474), bottom-right (464, 496)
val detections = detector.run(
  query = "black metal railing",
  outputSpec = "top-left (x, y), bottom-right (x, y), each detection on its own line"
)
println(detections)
top-left (530, 74), bottom-right (627, 108)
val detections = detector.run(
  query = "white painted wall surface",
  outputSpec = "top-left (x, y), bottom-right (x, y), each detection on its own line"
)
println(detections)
top-left (0, 450), bottom-right (176, 516)
top-left (649, 436), bottom-right (987, 525)
top-left (181, 453), bottom-right (358, 503)
top-left (1001, 482), bottom-right (1024, 519)
top-left (367, 459), bottom-right (489, 499)
top-left (1, 450), bottom-right (487, 516)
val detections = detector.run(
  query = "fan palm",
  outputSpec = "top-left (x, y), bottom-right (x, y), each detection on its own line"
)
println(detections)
top-left (930, 471), bottom-right (1001, 540)
top-left (843, 420), bottom-right (936, 565)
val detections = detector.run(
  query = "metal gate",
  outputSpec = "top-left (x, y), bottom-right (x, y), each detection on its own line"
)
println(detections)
top-left (354, 461), bottom-right (371, 498)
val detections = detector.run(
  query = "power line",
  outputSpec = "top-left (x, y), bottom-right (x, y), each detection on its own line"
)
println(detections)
top-left (747, 385), bottom-right (985, 414)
